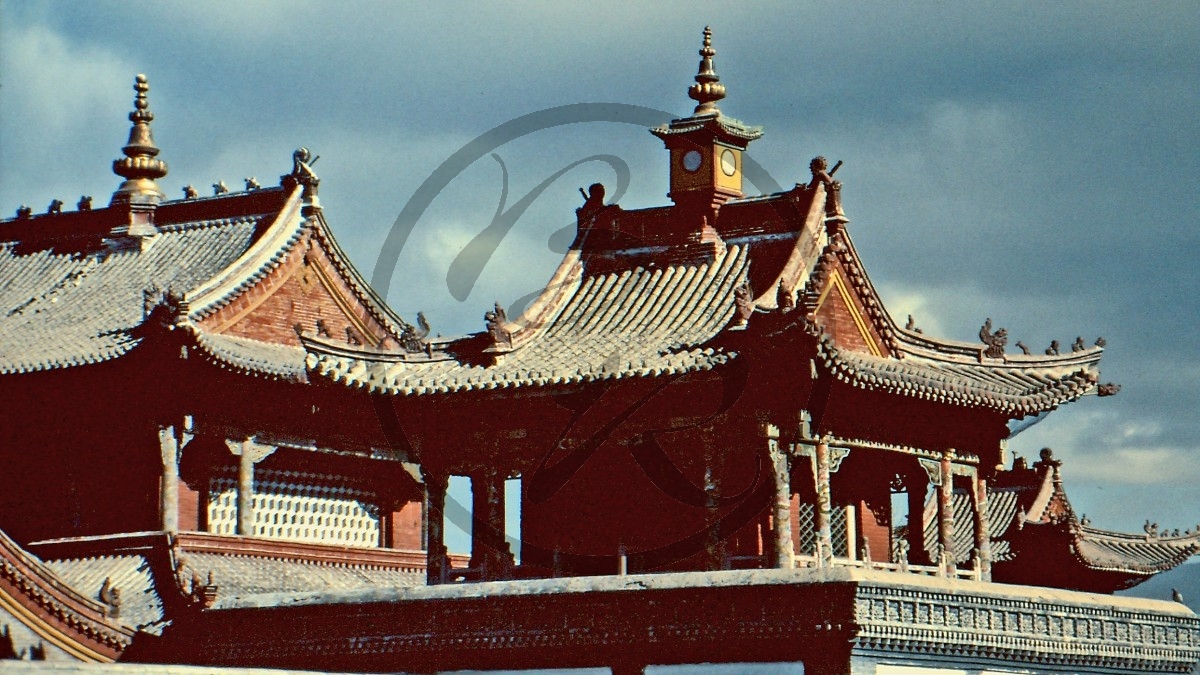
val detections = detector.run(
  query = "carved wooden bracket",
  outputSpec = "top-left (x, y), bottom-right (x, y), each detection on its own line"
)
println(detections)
top-left (224, 437), bottom-right (277, 464)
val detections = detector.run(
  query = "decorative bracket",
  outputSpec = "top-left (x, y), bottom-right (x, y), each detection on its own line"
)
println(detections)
top-left (225, 437), bottom-right (277, 464)
top-left (794, 441), bottom-right (850, 480)
top-left (918, 458), bottom-right (943, 486)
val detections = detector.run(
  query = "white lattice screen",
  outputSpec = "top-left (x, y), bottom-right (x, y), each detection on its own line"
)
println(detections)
top-left (207, 468), bottom-right (381, 547)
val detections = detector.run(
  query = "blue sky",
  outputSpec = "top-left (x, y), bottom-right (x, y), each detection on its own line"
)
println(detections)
top-left (2, 1), bottom-right (1199, 545)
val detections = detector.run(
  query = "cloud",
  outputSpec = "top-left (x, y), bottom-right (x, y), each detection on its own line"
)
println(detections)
top-left (1015, 407), bottom-right (1200, 486)
top-left (0, 22), bottom-right (133, 209)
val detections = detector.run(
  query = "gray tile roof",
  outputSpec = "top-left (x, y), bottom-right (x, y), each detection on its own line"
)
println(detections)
top-left (37, 542), bottom-right (426, 636)
top-left (0, 529), bottom-right (136, 652)
top-left (651, 112), bottom-right (764, 144)
top-left (309, 244), bottom-right (750, 395)
top-left (182, 552), bottom-right (424, 603)
top-left (190, 331), bottom-right (308, 381)
top-left (0, 214), bottom-right (262, 374)
top-left (818, 333), bottom-right (1102, 416)
top-left (1074, 527), bottom-right (1200, 573)
top-left (920, 489), bottom-right (1016, 565)
top-left (42, 555), bottom-right (164, 631)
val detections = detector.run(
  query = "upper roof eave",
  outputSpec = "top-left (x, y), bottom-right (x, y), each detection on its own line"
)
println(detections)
top-left (182, 185), bottom-right (307, 320)
top-left (1072, 525), bottom-right (1200, 574)
top-left (182, 325), bottom-right (309, 382)
top-left (305, 208), bottom-right (414, 341)
top-left (815, 332), bottom-right (1101, 416)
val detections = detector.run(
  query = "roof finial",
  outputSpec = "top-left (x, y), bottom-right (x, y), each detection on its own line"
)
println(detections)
top-left (111, 74), bottom-right (168, 205)
top-left (688, 26), bottom-right (726, 115)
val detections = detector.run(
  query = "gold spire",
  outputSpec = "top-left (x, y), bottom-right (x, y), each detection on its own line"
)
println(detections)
top-left (687, 26), bottom-right (726, 115)
top-left (111, 74), bottom-right (168, 205)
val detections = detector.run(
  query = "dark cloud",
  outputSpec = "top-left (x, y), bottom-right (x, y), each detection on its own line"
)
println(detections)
top-left (2, 1), bottom-right (1198, 535)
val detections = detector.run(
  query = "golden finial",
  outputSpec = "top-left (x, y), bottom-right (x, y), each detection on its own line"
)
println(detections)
top-left (688, 26), bottom-right (726, 115)
top-left (111, 74), bottom-right (168, 205)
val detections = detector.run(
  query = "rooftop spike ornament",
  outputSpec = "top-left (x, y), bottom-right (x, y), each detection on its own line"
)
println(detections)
top-left (111, 74), bottom-right (168, 205)
top-left (688, 26), bottom-right (726, 115)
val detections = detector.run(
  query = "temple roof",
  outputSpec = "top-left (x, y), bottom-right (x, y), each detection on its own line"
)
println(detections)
top-left (912, 450), bottom-right (1199, 589)
top-left (308, 243), bottom-right (747, 395)
top-left (307, 177), bottom-right (1108, 420)
top-left (1074, 526), bottom-right (1200, 575)
top-left (28, 532), bottom-right (437, 637)
top-left (650, 112), bottom-right (763, 146)
top-left (817, 333), bottom-right (1102, 417)
top-left (189, 331), bottom-right (309, 381)
top-left (984, 450), bottom-right (1200, 589)
top-left (920, 487), bottom-right (1018, 565)
top-left (0, 190), bottom-right (281, 375)
top-left (0, 163), bottom-right (414, 383)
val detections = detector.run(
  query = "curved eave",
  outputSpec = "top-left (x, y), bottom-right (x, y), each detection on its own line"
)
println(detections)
top-left (306, 209), bottom-right (413, 342)
top-left (798, 226), bottom-right (1108, 374)
top-left (1071, 525), bottom-right (1200, 576)
top-left (183, 185), bottom-right (306, 320)
top-left (484, 248), bottom-right (583, 354)
top-left (0, 340), bottom-right (138, 375)
top-left (184, 325), bottom-right (308, 383)
top-left (306, 349), bottom-right (736, 398)
top-left (892, 325), bottom-right (1106, 370)
top-left (816, 334), bottom-right (1100, 417)
top-left (650, 113), bottom-right (764, 146)
top-left (0, 529), bottom-right (134, 660)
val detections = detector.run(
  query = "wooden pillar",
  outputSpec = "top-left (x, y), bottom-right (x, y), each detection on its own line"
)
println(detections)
top-left (938, 449), bottom-right (956, 575)
top-left (974, 475), bottom-right (992, 581)
top-left (814, 440), bottom-right (833, 568)
top-left (158, 426), bottom-right (179, 534)
top-left (700, 429), bottom-right (728, 571)
top-left (471, 468), bottom-right (508, 579)
top-left (422, 470), bottom-right (448, 585)
top-left (487, 469), bottom-right (511, 578)
top-left (227, 438), bottom-right (275, 538)
top-left (766, 424), bottom-right (794, 570)
top-left (906, 475), bottom-right (931, 565)
top-left (470, 471), bottom-right (488, 572)
top-left (237, 439), bottom-right (255, 536)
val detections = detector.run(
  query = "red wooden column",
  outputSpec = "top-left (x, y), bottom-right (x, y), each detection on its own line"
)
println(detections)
top-left (973, 474), bottom-right (992, 581)
top-left (765, 423), bottom-right (794, 570)
top-left (700, 428), bottom-right (729, 571)
top-left (938, 449), bottom-right (956, 576)
top-left (422, 469), bottom-right (449, 585)
top-left (814, 440), bottom-right (833, 568)
top-left (470, 468), bottom-right (509, 580)
top-left (906, 473), bottom-right (931, 565)
top-left (469, 470), bottom-right (489, 575)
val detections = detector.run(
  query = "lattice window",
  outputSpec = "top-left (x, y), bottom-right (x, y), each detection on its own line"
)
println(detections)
top-left (831, 506), bottom-right (848, 558)
top-left (207, 468), bottom-right (381, 547)
top-left (795, 503), bottom-right (816, 555)
top-left (793, 503), bottom-right (849, 556)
